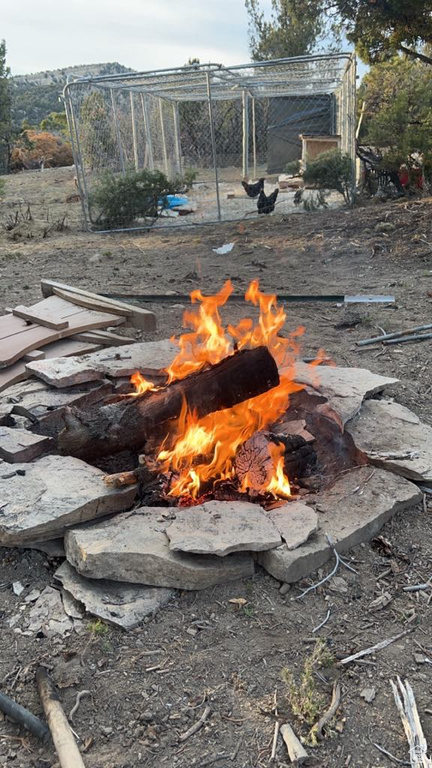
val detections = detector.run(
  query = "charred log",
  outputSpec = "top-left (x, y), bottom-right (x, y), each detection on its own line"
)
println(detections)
top-left (58, 346), bottom-right (279, 461)
top-left (234, 430), bottom-right (316, 495)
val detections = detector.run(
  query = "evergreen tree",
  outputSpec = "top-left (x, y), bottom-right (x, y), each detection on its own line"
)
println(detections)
top-left (0, 40), bottom-right (12, 173)
top-left (245, 0), bottom-right (326, 61)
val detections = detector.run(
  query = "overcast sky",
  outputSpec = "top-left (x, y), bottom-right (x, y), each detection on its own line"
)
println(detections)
top-left (4, 0), bottom-right (276, 76)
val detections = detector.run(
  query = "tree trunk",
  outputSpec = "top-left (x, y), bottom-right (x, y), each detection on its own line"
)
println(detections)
top-left (58, 346), bottom-right (279, 460)
top-left (399, 45), bottom-right (432, 66)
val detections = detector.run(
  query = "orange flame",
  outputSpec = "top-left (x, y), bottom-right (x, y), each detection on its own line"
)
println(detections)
top-left (130, 371), bottom-right (158, 396)
top-left (132, 280), bottom-right (310, 501)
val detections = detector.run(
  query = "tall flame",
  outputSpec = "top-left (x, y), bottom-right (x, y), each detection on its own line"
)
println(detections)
top-left (132, 280), bottom-right (308, 500)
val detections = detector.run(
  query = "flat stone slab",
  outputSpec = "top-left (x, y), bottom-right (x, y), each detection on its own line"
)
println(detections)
top-left (258, 466), bottom-right (421, 584)
top-left (166, 500), bottom-right (281, 556)
top-left (346, 399), bottom-right (432, 482)
top-left (0, 455), bottom-right (136, 545)
top-left (55, 561), bottom-right (175, 629)
top-left (291, 363), bottom-right (398, 424)
top-left (65, 508), bottom-right (255, 590)
top-left (266, 501), bottom-right (318, 550)
top-left (0, 426), bottom-right (53, 463)
top-left (26, 340), bottom-right (178, 388)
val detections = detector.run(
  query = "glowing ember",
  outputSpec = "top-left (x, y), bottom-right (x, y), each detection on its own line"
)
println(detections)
top-left (131, 280), bottom-right (315, 501)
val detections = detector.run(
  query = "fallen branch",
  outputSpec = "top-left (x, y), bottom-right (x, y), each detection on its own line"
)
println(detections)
top-left (0, 691), bottom-right (50, 743)
top-left (296, 535), bottom-right (357, 600)
top-left (338, 629), bottom-right (413, 666)
top-left (36, 667), bottom-right (86, 768)
top-left (178, 705), bottom-right (211, 743)
top-left (312, 608), bottom-right (332, 633)
top-left (309, 682), bottom-right (341, 743)
top-left (372, 741), bottom-right (410, 765)
top-left (356, 323), bottom-right (432, 347)
top-left (390, 677), bottom-right (431, 768)
top-left (270, 721), bottom-right (280, 762)
top-left (279, 723), bottom-right (308, 764)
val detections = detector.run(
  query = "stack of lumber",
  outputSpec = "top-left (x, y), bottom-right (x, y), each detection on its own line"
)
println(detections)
top-left (0, 280), bottom-right (156, 393)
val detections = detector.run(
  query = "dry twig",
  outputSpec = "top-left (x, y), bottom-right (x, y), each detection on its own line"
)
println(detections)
top-left (390, 678), bottom-right (431, 768)
top-left (309, 682), bottom-right (341, 742)
top-left (296, 535), bottom-right (357, 600)
top-left (338, 629), bottom-right (413, 666)
top-left (178, 705), bottom-right (211, 743)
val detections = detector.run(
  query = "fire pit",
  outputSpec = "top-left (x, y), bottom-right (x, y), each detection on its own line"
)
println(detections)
top-left (0, 281), bottom-right (429, 628)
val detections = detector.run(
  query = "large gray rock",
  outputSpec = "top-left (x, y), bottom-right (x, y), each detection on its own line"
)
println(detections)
top-left (0, 455), bottom-right (136, 545)
top-left (166, 500), bottom-right (281, 556)
top-left (54, 561), bottom-right (174, 630)
top-left (258, 466), bottom-right (421, 584)
top-left (266, 501), bottom-right (318, 550)
top-left (292, 363), bottom-right (398, 424)
top-left (65, 508), bottom-right (255, 590)
top-left (26, 340), bottom-right (178, 388)
top-left (0, 426), bottom-right (53, 463)
top-left (346, 399), bottom-right (432, 482)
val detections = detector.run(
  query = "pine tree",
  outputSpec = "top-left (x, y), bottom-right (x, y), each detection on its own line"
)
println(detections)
top-left (0, 40), bottom-right (12, 173)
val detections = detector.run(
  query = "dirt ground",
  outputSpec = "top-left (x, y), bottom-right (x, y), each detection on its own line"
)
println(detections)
top-left (0, 166), bottom-right (432, 768)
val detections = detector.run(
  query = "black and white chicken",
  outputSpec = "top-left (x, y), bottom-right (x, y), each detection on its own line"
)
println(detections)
top-left (257, 188), bottom-right (279, 214)
top-left (242, 177), bottom-right (265, 198)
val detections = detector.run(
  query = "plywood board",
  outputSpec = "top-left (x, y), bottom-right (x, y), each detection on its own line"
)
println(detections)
top-left (13, 305), bottom-right (69, 330)
top-left (0, 295), bottom-right (124, 369)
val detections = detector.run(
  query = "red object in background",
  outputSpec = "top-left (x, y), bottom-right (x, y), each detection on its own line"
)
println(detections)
top-left (412, 167), bottom-right (424, 189)
top-left (399, 166), bottom-right (409, 187)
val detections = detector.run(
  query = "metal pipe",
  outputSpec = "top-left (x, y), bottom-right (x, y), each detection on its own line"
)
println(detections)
top-left (159, 97), bottom-right (169, 175)
top-left (206, 71), bottom-right (222, 221)
top-left (173, 102), bottom-right (183, 176)
top-left (140, 94), bottom-right (154, 170)
top-left (357, 323), bottom-right (432, 347)
top-left (251, 96), bottom-right (257, 179)
top-left (110, 88), bottom-right (125, 174)
top-left (130, 92), bottom-right (139, 170)
top-left (242, 90), bottom-right (249, 178)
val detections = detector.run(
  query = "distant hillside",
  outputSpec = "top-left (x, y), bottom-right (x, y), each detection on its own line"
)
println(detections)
top-left (10, 62), bottom-right (135, 128)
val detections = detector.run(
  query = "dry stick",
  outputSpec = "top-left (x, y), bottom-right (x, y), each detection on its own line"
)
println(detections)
top-left (309, 682), bottom-right (341, 742)
top-left (0, 691), bottom-right (50, 743)
top-left (178, 705), bottom-right (211, 743)
top-left (36, 667), bottom-right (86, 768)
top-left (390, 677), bottom-right (432, 768)
top-left (312, 608), bottom-right (332, 633)
top-left (338, 629), bottom-right (413, 666)
top-left (69, 690), bottom-right (91, 724)
top-left (270, 722), bottom-right (280, 762)
top-left (372, 741), bottom-right (410, 765)
top-left (296, 535), bottom-right (357, 600)
top-left (279, 723), bottom-right (308, 764)
top-left (356, 323), bottom-right (432, 347)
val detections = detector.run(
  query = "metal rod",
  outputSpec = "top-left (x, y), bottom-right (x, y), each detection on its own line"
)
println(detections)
top-left (130, 92), bottom-right (139, 170)
top-left (384, 332), bottom-right (432, 346)
top-left (140, 93), bottom-right (154, 170)
top-left (110, 88), bottom-right (125, 174)
top-left (99, 292), bottom-right (394, 305)
top-left (206, 71), bottom-right (222, 221)
top-left (357, 323), bottom-right (432, 347)
top-left (172, 102), bottom-right (183, 176)
top-left (251, 97), bottom-right (257, 179)
top-left (159, 97), bottom-right (169, 175)
top-left (242, 90), bottom-right (249, 178)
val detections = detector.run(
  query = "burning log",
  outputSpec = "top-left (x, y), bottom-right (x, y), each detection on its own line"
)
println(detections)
top-left (235, 431), bottom-right (316, 496)
top-left (58, 346), bottom-right (279, 461)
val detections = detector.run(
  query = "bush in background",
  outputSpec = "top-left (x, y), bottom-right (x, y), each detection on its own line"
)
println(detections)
top-left (89, 168), bottom-right (178, 228)
top-left (303, 149), bottom-right (354, 205)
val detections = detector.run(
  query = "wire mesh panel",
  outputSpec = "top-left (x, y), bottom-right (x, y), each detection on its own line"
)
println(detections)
top-left (64, 53), bottom-right (356, 231)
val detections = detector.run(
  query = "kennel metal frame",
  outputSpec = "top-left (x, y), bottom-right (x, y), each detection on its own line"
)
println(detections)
top-left (63, 53), bottom-right (356, 231)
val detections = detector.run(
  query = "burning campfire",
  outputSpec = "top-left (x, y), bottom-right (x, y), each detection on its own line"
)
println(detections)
top-left (131, 280), bottom-right (316, 502)
top-left (59, 280), bottom-right (332, 505)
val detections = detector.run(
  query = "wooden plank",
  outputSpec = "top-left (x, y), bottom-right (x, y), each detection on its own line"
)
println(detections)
top-left (51, 287), bottom-right (133, 317)
top-left (40, 279), bottom-right (156, 332)
top-left (12, 305), bottom-right (69, 330)
top-left (71, 330), bottom-right (136, 346)
top-left (0, 308), bottom-right (124, 369)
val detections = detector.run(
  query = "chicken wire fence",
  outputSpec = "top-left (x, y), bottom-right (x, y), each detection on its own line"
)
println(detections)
top-left (64, 53), bottom-right (356, 231)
